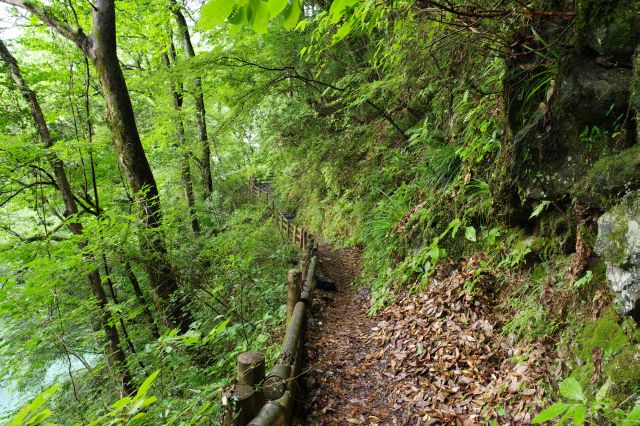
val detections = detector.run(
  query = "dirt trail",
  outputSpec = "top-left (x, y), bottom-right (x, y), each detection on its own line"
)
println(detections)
top-left (297, 244), bottom-right (401, 425)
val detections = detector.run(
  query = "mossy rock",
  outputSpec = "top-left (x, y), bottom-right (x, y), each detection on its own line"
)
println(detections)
top-left (577, 0), bottom-right (640, 63)
top-left (576, 308), bottom-right (628, 362)
top-left (584, 145), bottom-right (640, 206)
top-left (605, 344), bottom-right (640, 397)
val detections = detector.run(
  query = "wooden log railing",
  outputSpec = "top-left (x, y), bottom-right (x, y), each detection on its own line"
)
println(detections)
top-left (222, 178), bottom-right (319, 425)
top-left (224, 251), bottom-right (317, 425)
top-left (248, 177), bottom-right (314, 251)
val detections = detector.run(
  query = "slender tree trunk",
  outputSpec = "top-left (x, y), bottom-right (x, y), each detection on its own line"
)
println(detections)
top-left (163, 45), bottom-right (200, 235)
top-left (171, 0), bottom-right (213, 199)
top-left (3, 0), bottom-right (193, 330)
top-left (0, 0), bottom-right (194, 332)
top-left (0, 37), bottom-right (133, 394)
top-left (125, 262), bottom-right (160, 339)
top-left (78, 56), bottom-right (161, 339)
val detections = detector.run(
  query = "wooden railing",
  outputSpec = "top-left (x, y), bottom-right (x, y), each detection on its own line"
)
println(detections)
top-left (221, 179), bottom-right (318, 425)
top-left (248, 177), bottom-right (313, 251)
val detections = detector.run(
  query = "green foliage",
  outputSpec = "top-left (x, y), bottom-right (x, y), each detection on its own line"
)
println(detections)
top-left (86, 370), bottom-right (160, 426)
top-left (197, 0), bottom-right (301, 33)
top-left (2, 0), bottom-right (639, 422)
top-left (577, 310), bottom-right (628, 363)
top-left (8, 385), bottom-right (58, 426)
top-left (533, 377), bottom-right (640, 425)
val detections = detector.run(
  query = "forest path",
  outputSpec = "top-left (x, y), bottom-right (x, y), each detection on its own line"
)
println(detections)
top-left (296, 243), bottom-right (402, 425)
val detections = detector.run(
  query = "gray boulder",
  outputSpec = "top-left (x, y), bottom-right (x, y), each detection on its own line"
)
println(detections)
top-left (595, 191), bottom-right (640, 318)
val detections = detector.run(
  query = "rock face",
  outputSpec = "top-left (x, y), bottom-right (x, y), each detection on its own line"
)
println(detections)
top-left (502, 0), bottom-right (640, 213)
top-left (595, 191), bottom-right (640, 319)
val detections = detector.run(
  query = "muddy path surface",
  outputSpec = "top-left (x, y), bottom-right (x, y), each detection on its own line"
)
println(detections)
top-left (296, 243), bottom-right (403, 425)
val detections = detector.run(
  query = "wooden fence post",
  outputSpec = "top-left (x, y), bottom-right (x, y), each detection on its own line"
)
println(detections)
top-left (299, 257), bottom-right (308, 290)
top-left (233, 352), bottom-right (266, 425)
top-left (287, 269), bottom-right (301, 322)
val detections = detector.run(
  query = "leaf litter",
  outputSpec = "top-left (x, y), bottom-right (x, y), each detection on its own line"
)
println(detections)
top-left (298, 250), bottom-right (560, 425)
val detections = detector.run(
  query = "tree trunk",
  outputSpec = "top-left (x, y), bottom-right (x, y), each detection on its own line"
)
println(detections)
top-left (171, 0), bottom-right (213, 199)
top-left (89, 0), bottom-right (192, 332)
top-left (0, 37), bottom-right (133, 394)
top-left (125, 262), bottom-right (160, 339)
top-left (0, 0), bottom-right (193, 332)
top-left (163, 46), bottom-right (201, 235)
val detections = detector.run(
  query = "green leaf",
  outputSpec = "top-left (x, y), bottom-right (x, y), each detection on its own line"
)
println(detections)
top-left (529, 200), bottom-right (551, 219)
top-left (228, 5), bottom-right (246, 25)
top-left (281, 0), bottom-right (300, 30)
top-left (135, 369), bottom-right (161, 400)
top-left (332, 18), bottom-right (353, 43)
top-left (25, 409), bottom-right (52, 425)
top-left (9, 385), bottom-right (59, 426)
top-left (595, 379), bottom-right (612, 402)
top-left (111, 396), bottom-right (132, 409)
top-left (28, 385), bottom-right (59, 413)
top-left (249, 0), bottom-right (270, 33)
top-left (267, 0), bottom-right (287, 17)
top-left (531, 403), bottom-right (570, 423)
top-left (198, 0), bottom-right (236, 30)
top-left (209, 318), bottom-right (230, 338)
top-left (465, 226), bottom-right (477, 242)
top-left (626, 405), bottom-right (640, 421)
top-left (558, 377), bottom-right (584, 402)
top-left (328, 0), bottom-right (357, 24)
top-left (557, 405), bottom-right (575, 424)
top-left (572, 404), bottom-right (586, 425)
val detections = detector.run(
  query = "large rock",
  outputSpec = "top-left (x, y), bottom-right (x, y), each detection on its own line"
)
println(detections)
top-left (578, 0), bottom-right (640, 64)
top-left (595, 191), bottom-right (640, 319)
top-left (501, 0), bottom-right (639, 214)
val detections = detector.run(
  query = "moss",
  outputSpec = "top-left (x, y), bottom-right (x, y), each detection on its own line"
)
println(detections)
top-left (591, 258), bottom-right (607, 282)
top-left (605, 344), bottom-right (640, 397)
top-left (576, 308), bottom-right (628, 363)
top-left (584, 144), bottom-right (640, 206)
top-left (577, 0), bottom-right (639, 61)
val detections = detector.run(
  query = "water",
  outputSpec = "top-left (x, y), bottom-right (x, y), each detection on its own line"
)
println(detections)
top-left (0, 354), bottom-right (99, 420)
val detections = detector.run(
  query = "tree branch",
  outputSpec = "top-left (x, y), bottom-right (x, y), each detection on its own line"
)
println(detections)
top-left (0, 0), bottom-right (92, 52)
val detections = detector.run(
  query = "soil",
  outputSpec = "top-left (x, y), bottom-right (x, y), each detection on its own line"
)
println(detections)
top-left (296, 243), bottom-right (402, 425)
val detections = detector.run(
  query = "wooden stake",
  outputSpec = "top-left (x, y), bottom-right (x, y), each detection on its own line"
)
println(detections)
top-left (287, 269), bottom-right (301, 322)
top-left (299, 258), bottom-right (308, 290)
top-left (237, 351), bottom-right (265, 387)
top-left (233, 352), bottom-right (266, 425)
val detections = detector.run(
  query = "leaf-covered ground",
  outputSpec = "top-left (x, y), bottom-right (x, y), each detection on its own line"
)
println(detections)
top-left (299, 251), bottom-right (561, 425)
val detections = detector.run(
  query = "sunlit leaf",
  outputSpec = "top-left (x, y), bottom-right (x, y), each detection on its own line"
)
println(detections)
top-left (282, 0), bottom-right (300, 30)
top-left (531, 403), bottom-right (570, 423)
top-left (198, 0), bottom-right (236, 30)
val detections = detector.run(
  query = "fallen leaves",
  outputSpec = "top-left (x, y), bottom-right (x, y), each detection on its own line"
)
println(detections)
top-left (301, 251), bottom-right (559, 425)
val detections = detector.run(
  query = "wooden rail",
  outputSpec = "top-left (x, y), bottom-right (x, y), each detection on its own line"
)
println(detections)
top-left (248, 177), bottom-right (314, 251)
top-left (221, 179), bottom-right (319, 425)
